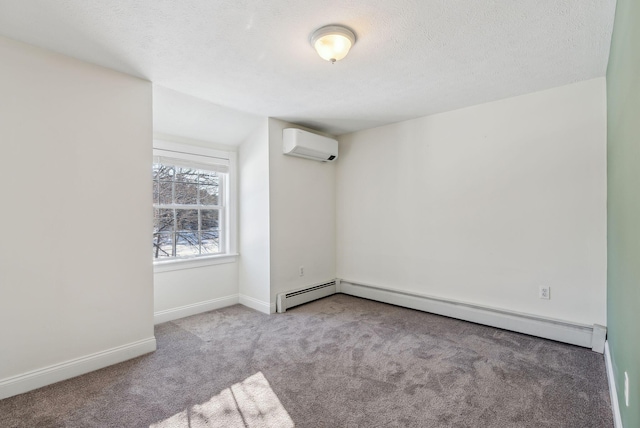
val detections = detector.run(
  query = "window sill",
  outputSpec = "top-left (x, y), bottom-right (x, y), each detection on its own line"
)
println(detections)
top-left (153, 253), bottom-right (238, 273)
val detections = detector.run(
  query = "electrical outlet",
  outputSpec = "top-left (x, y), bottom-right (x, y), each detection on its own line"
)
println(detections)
top-left (625, 371), bottom-right (629, 407)
top-left (539, 286), bottom-right (550, 300)
top-left (299, 266), bottom-right (304, 277)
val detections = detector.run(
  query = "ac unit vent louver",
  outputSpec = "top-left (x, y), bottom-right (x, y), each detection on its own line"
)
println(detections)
top-left (276, 280), bottom-right (337, 313)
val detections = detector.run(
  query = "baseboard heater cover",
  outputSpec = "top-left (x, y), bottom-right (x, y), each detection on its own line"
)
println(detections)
top-left (339, 279), bottom-right (605, 352)
top-left (276, 280), bottom-right (337, 313)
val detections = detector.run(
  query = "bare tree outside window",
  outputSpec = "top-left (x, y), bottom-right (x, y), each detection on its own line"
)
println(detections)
top-left (153, 163), bottom-right (222, 259)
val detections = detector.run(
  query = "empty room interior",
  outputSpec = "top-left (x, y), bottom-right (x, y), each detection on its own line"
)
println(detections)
top-left (0, 1), bottom-right (638, 427)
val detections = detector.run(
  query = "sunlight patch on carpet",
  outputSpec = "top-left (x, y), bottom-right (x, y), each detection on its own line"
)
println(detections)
top-left (150, 371), bottom-right (294, 428)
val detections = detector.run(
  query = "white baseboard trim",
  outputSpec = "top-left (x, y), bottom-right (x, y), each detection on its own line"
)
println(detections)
top-left (154, 294), bottom-right (240, 325)
top-left (239, 294), bottom-right (274, 314)
top-left (339, 280), bottom-right (596, 349)
top-left (0, 337), bottom-right (156, 400)
top-left (605, 341), bottom-right (624, 428)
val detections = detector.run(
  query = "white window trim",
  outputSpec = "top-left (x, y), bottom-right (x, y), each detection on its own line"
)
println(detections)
top-left (154, 253), bottom-right (239, 273)
top-left (153, 140), bottom-right (238, 269)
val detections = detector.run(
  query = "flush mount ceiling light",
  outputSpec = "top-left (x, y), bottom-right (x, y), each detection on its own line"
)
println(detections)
top-left (310, 25), bottom-right (356, 64)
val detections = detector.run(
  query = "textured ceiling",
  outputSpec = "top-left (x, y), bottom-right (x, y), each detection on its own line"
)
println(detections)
top-left (153, 86), bottom-right (262, 146)
top-left (0, 0), bottom-right (616, 140)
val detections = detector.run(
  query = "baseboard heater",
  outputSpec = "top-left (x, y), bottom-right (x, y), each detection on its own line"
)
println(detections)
top-left (275, 279), bottom-right (606, 353)
top-left (339, 279), bottom-right (607, 352)
top-left (276, 280), bottom-right (337, 313)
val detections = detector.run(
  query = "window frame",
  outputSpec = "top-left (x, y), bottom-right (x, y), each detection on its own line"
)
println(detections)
top-left (153, 140), bottom-right (237, 271)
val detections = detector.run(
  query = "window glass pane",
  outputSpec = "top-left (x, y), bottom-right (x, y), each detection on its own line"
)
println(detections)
top-left (176, 167), bottom-right (199, 184)
top-left (198, 171), bottom-right (219, 186)
top-left (174, 182), bottom-right (198, 205)
top-left (201, 210), bottom-right (219, 231)
top-left (200, 185), bottom-right (219, 205)
top-left (153, 232), bottom-right (173, 259)
top-left (154, 209), bottom-right (174, 233)
top-left (176, 232), bottom-right (200, 257)
top-left (176, 209), bottom-right (199, 231)
top-left (201, 231), bottom-right (220, 254)
top-left (156, 165), bottom-right (174, 181)
top-left (152, 164), bottom-right (162, 181)
top-left (159, 181), bottom-right (173, 205)
top-left (152, 181), bottom-right (159, 204)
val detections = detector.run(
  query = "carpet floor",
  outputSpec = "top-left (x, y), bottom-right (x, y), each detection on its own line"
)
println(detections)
top-left (0, 294), bottom-right (613, 427)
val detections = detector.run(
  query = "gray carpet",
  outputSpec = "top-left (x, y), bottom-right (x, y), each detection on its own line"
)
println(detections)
top-left (0, 294), bottom-right (613, 427)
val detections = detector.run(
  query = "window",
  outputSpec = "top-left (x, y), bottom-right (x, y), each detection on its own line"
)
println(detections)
top-left (153, 141), bottom-right (236, 263)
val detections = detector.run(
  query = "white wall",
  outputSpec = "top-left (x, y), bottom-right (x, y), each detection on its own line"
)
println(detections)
top-left (0, 36), bottom-right (154, 397)
top-left (238, 119), bottom-right (272, 312)
top-left (268, 119), bottom-right (336, 303)
top-left (337, 78), bottom-right (607, 326)
top-left (154, 262), bottom-right (238, 323)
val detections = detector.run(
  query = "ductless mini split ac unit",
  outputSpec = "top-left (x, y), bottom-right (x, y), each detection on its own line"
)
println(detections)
top-left (283, 128), bottom-right (338, 162)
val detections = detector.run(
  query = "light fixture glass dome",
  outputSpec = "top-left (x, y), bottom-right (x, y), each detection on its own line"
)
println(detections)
top-left (310, 25), bottom-right (356, 63)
